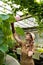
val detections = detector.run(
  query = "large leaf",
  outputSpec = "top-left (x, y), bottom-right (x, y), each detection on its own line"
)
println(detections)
top-left (0, 44), bottom-right (8, 53)
top-left (0, 38), bottom-right (3, 45)
top-left (0, 18), bottom-right (2, 23)
top-left (0, 30), bottom-right (4, 44)
top-left (7, 14), bottom-right (16, 23)
top-left (6, 34), bottom-right (15, 48)
top-left (2, 21), bottom-right (12, 36)
top-left (15, 27), bottom-right (25, 36)
top-left (0, 14), bottom-right (9, 20)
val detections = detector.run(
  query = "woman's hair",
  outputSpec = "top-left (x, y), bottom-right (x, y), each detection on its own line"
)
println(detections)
top-left (26, 32), bottom-right (33, 41)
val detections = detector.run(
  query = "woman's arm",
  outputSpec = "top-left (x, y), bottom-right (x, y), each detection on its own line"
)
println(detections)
top-left (13, 33), bottom-right (23, 45)
top-left (32, 45), bottom-right (36, 54)
top-left (11, 23), bottom-right (23, 46)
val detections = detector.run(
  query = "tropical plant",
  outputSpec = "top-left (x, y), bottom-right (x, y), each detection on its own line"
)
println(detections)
top-left (0, 0), bottom-right (43, 65)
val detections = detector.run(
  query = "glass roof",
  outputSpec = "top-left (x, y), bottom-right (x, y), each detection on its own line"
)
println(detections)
top-left (0, 1), bottom-right (38, 28)
top-left (14, 17), bottom-right (38, 28)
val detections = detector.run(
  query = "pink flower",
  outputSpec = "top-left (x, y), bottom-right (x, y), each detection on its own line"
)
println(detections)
top-left (15, 15), bottom-right (20, 21)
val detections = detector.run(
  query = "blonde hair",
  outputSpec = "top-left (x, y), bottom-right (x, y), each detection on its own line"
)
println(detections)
top-left (26, 32), bottom-right (33, 41)
top-left (26, 32), bottom-right (35, 40)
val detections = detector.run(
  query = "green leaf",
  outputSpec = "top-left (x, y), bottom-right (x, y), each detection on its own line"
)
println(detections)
top-left (0, 50), bottom-right (4, 65)
top-left (15, 27), bottom-right (25, 36)
top-left (2, 21), bottom-right (12, 36)
top-left (0, 30), bottom-right (4, 45)
top-left (0, 14), bottom-right (9, 20)
top-left (0, 44), bottom-right (8, 53)
top-left (7, 38), bottom-right (14, 48)
top-left (7, 14), bottom-right (16, 23)
top-left (0, 38), bottom-right (3, 45)
top-left (0, 18), bottom-right (2, 23)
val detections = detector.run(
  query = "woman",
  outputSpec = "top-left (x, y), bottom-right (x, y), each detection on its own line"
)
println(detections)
top-left (11, 23), bottom-right (35, 65)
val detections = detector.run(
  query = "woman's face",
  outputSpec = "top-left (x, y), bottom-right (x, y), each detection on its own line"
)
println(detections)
top-left (25, 34), bottom-right (32, 43)
top-left (26, 34), bottom-right (31, 40)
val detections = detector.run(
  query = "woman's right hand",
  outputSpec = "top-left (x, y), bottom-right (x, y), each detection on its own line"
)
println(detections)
top-left (28, 51), bottom-right (33, 57)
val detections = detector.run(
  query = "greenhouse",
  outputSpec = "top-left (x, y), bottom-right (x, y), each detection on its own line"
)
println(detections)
top-left (0, 0), bottom-right (43, 65)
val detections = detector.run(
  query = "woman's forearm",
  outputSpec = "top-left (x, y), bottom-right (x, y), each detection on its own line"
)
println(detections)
top-left (11, 23), bottom-right (15, 33)
top-left (11, 22), bottom-right (23, 45)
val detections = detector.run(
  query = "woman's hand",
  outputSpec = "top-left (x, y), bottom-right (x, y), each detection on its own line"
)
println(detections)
top-left (28, 51), bottom-right (33, 57)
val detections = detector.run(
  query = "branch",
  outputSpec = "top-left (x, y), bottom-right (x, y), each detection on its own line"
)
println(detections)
top-left (20, 15), bottom-right (32, 21)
